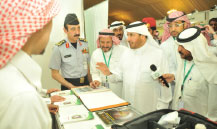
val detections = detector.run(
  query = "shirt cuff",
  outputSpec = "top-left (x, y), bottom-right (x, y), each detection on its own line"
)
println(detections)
top-left (92, 75), bottom-right (102, 83)
top-left (109, 70), bottom-right (122, 82)
top-left (40, 88), bottom-right (48, 97)
top-left (42, 89), bottom-right (48, 94)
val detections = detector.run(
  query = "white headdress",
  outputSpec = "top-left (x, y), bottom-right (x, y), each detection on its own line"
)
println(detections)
top-left (126, 21), bottom-right (159, 48)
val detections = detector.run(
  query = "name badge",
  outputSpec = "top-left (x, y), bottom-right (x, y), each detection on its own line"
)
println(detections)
top-left (64, 54), bottom-right (71, 58)
top-left (103, 82), bottom-right (109, 88)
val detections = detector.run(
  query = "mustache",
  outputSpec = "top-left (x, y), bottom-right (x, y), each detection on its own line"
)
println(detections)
top-left (74, 34), bottom-right (80, 37)
top-left (179, 51), bottom-right (183, 55)
top-left (117, 34), bottom-right (122, 37)
top-left (102, 47), bottom-right (110, 49)
top-left (171, 31), bottom-right (178, 34)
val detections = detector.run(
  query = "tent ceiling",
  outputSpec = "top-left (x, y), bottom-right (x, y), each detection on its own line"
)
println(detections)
top-left (84, 0), bottom-right (217, 25)
top-left (84, 0), bottom-right (104, 10)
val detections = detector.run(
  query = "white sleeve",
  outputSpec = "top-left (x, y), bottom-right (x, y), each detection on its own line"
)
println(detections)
top-left (109, 50), bottom-right (126, 82)
top-left (208, 46), bottom-right (217, 56)
top-left (49, 46), bottom-right (62, 70)
top-left (90, 52), bottom-right (102, 82)
top-left (157, 52), bottom-right (172, 109)
top-left (36, 86), bottom-right (48, 98)
top-left (207, 83), bottom-right (217, 121)
top-left (107, 71), bottom-right (122, 82)
top-left (108, 57), bottom-right (123, 82)
top-left (210, 39), bottom-right (217, 47)
top-left (0, 92), bottom-right (51, 129)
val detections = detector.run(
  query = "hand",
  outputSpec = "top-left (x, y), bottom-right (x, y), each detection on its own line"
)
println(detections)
top-left (67, 83), bottom-right (77, 89)
top-left (47, 88), bottom-right (60, 94)
top-left (50, 95), bottom-right (65, 103)
top-left (96, 62), bottom-right (111, 76)
top-left (159, 74), bottom-right (175, 85)
top-left (90, 80), bottom-right (101, 88)
top-left (204, 25), bottom-right (215, 34)
top-left (48, 104), bottom-right (59, 115)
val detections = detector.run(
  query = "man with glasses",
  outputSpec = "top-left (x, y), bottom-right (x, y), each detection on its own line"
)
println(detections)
top-left (160, 11), bottom-right (191, 95)
top-left (209, 18), bottom-right (217, 32)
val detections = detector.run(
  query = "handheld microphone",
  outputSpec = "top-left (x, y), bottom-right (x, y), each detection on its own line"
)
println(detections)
top-left (150, 64), bottom-right (169, 88)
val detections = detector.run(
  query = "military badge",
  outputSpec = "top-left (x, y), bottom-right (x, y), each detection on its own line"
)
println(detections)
top-left (56, 40), bottom-right (66, 46)
top-left (81, 48), bottom-right (88, 54)
top-left (66, 42), bottom-right (69, 48)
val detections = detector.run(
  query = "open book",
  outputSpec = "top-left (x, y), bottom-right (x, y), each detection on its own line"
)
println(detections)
top-left (72, 86), bottom-right (110, 96)
top-left (78, 90), bottom-right (129, 112)
top-left (96, 106), bottom-right (141, 126)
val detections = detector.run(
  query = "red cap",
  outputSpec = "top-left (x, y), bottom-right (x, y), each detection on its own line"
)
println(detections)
top-left (142, 17), bottom-right (156, 29)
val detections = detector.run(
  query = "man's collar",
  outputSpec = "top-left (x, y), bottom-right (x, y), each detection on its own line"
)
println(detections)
top-left (66, 38), bottom-right (78, 47)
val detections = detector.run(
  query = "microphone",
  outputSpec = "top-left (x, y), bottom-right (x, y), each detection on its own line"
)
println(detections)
top-left (150, 64), bottom-right (169, 88)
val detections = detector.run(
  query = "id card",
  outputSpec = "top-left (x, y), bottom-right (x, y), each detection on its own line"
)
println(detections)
top-left (178, 98), bottom-right (184, 109)
top-left (80, 77), bottom-right (84, 83)
top-left (104, 82), bottom-right (109, 88)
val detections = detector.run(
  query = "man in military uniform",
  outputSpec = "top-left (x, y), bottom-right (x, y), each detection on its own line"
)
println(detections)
top-left (49, 13), bottom-right (92, 90)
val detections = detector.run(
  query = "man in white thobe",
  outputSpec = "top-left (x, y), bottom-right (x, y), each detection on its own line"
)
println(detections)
top-left (110, 21), bottom-right (129, 47)
top-left (0, 0), bottom-right (60, 128)
top-left (90, 29), bottom-right (127, 97)
top-left (160, 11), bottom-right (191, 95)
top-left (97, 21), bottom-right (172, 114)
top-left (161, 26), bottom-right (217, 121)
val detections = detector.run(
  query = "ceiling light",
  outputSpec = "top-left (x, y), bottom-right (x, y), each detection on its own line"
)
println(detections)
top-left (167, 9), bottom-right (177, 14)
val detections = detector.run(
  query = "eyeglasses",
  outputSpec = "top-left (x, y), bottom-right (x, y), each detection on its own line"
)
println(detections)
top-left (209, 24), bottom-right (217, 26)
top-left (168, 23), bottom-right (184, 28)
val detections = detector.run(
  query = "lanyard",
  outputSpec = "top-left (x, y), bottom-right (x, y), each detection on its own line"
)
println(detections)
top-left (181, 60), bottom-right (195, 95)
top-left (102, 49), bottom-right (112, 82)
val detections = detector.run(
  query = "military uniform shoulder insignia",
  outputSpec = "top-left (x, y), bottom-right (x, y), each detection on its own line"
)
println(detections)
top-left (55, 40), bottom-right (66, 46)
top-left (79, 38), bottom-right (87, 42)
